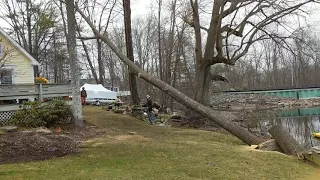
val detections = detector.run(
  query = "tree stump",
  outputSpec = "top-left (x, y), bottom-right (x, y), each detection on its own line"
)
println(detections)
top-left (268, 125), bottom-right (306, 156)
top-left (256, 139), bottom-right (282, 152)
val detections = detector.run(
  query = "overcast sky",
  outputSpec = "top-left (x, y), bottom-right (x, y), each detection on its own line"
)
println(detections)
top-left (1, 1), bottom-right (320, 37)
top-left (131, 1), bottom-right (320, 32)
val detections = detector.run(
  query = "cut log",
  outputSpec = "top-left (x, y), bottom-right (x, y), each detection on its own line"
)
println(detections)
top-left (269, 125), bottom-right (306, 156)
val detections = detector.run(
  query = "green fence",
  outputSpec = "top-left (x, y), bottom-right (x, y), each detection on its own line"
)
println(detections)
top-left (231, 88), bottom-right (320, 99)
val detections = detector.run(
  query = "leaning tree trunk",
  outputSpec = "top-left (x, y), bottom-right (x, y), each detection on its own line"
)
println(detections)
top-left (123, 0), bottom-right (140, 105)
top-left (269, 125), bottom-right (306, 156)
top-left (76, 6), bottom-right (263, 145)
top-left (66, 0), bottom-right (83, 127)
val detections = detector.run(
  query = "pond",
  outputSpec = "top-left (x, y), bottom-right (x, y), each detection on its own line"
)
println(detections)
top-left (253, 107), bottom-right (320, 149)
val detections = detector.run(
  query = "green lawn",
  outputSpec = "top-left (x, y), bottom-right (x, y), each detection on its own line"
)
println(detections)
top-left (0, 107), bottom-right (318, 180)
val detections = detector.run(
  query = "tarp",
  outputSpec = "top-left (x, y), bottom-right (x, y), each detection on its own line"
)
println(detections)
top-left (80, 83), bottom-right (117, 100)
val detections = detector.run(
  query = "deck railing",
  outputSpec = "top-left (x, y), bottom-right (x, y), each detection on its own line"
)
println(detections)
top-left (0, 83), bottom-right (72, 116)
top-left (0, 83), bottom-right (72, 101)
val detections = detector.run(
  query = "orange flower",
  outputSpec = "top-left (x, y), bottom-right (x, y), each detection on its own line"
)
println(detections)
top-left (35, 77), bottom-right (48, 84)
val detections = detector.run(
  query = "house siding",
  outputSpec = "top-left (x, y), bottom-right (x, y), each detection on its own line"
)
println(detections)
top-left (0, 33), bottom-right (34, 84)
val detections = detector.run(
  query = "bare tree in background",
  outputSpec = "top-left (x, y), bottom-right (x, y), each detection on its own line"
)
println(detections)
top-left (184, 0), bottom-right (319, 105)
top-left (214, 26), bottom-right (320, 91)
top-left (78, 0), bottom-right (117, 86)
top-left (0, 0), bottom-right (71, 81)
top-left (0, 0), bottom-right (57, 73)
top-left (0, 38), bottom-right (15, 68)
top-left (157, 0), bottom-right (163, 82)
top-left (76, 21), bottom-right (99, 83)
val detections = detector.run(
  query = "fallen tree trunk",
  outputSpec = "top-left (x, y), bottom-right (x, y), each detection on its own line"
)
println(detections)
top-left (75, 5), bottom-right (263, 146)
top-left (269, 125), bottom-right (306, 156)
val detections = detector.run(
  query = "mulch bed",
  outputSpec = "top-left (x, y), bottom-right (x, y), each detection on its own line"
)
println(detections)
top-left (0, 121), bottom-right (105, 164)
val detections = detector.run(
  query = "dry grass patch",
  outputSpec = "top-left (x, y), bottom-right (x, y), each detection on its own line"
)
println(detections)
top-left (114, 134), bottom-right (151, 141)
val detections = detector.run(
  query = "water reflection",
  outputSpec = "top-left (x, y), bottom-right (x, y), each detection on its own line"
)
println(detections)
top-left (279, 107), bottom-right (320, 118)
top-left (257, 108), bottom-right (320, 149)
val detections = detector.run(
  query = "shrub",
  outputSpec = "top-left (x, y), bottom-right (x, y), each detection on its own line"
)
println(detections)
top-left (35, 77), bottom-right (48, 84)
top-left (5, 100), bottom-right (72, 128)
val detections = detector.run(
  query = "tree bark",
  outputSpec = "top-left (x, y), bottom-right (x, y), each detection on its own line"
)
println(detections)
top-left (157, 0), bottom-right (168, 106)
top-left (158, 0), bottom-right (163, 81)
top-left (53, 32), bottom-right (58, 83)
top-left (76, 6), bottom-right (263, 145)
top-left (97, 39), bottom-right (105, 85)
top-left (170, 24), bottom-right (185, 109)
top-left (66, 0), bottom-right (83, 127)
top-left (189, 0), bottom-right (212, 105)
top-left (269, 125), bottom-right (306, 155)
top-left (170, 41), bottom-right (181, 110)
top-left (194, 66), bottom-right (211, 105)
top-left (163, 0), bottom-right (177, 108)
top-left (123, 0), bottom-right (140, 105)
top-left (105, 50), bottom-right (117, 90)
top-left (26, 0), bottom-right (32, 55)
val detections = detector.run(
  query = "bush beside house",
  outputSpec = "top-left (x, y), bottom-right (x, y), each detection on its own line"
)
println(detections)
top-left (3, 100), bottom-right (72, 127)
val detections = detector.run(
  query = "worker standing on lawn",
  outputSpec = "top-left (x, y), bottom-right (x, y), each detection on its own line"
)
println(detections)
top-left (81, 87), bottom-right (87, 105)
top-left (145, 95), bottom-right (154, 124)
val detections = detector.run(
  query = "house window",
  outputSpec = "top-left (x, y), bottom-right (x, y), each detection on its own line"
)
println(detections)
top-left (0, 69), bottom-right (13, 84)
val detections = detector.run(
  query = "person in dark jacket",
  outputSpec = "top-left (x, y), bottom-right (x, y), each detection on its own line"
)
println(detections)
top-left (145, 95), bottom-right (154, 124)
top-left (81, 87), bottom-right (87, 105)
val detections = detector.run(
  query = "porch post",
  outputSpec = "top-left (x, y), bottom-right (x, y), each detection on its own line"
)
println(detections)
top-left (38, 83), bottom-right (43, 102)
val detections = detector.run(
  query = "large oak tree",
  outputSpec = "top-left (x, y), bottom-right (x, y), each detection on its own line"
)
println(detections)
top-left (185, 0), bottom-right (318, 105)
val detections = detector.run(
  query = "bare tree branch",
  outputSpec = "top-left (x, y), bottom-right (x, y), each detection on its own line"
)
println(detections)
top-left (189, 0), bottom-right (203, 64)
top-left (0, 38), bottom-right (15, 68)
top-left (77, 36), bottom-right (98, 40)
